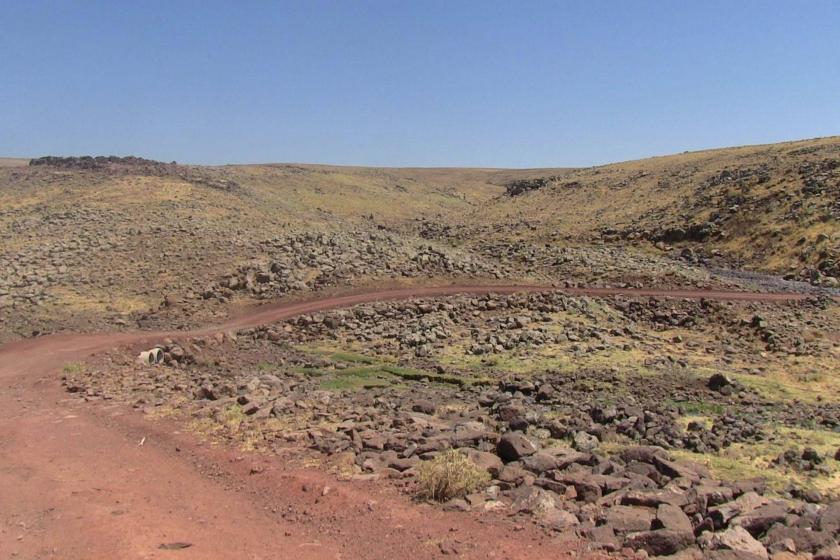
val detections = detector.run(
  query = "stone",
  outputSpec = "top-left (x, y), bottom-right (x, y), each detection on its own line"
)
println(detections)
top-left (620, 446), bottom-right (669, 465)
top-left (460, 449), bottom-right (504, 478)
top-left (625, 529), bottom-right (694, 556)
top-left (764, 525), bottom-right (837, 554)
top-left (411, 400), bottom-right (436, 415)
top-left (573, 431), bottom-right (600, 452)
top-left (656, 503), bottom-right (694, 535)
top-left (496, 432), bottom-right (537, 462)
top-left (558, 473), bottom-right (602, 503)
top-left (605, 505), bottom-right (655, 533)
top-left (539, 507), bottom-right (580, 531)
top-left (520, 452), bottom-right (559, 474)
top-left (510, 486), bottom-right (556, 516)
top-left (653, 455), bottom-right (703, 482)
top-left (819, 502), bottom-right (840, 534)
top-left (732, 503), bottom-right (790, 537)
top-left (623, 489), bottom-right (692, 508)
top-left (706, 526), bottom-right (769, 560)
top-left (709, 373), bottom-right (735, 392)
top-left (585, 525), bottom-right (620, 551)
top-left (442, 498), bottom-right (470, 512)
top-left (710, 493), bottom-right (770, 529)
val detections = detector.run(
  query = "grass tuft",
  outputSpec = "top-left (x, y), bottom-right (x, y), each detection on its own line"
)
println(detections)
top-left (417, 449), bottom-right (491, 501)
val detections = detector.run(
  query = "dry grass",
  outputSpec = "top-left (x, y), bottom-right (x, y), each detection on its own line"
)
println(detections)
top-left (417, 449), bottom-right (491, 501)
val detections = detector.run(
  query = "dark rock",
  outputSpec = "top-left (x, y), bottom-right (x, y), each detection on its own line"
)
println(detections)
top-left (411, 400), bottom-right (436, 415)
top-left (620, 446), bottom-right (669, 465)
top-left (708, 373), bottom-right (734, 392)
top-left (460, 449), bottom-right (504, 477)
top-left (763, 525), bottom-right (836, 554)
top-left (520, 452), bottom-right (559, 474)
top-left (539, 507), bottom-right (580, 531)
top-left (622, 489), bottom-right (692, 508)
top-left (625, 529), bottom-right (694, 556)
top-left (653, 455), bottom-right (703, 482)
top-left (573, 431), bottom-right (599, 452)
top-left (604, 505), bottom-right (655, 533)
top-left (585, 525), bottom-right (620, 551)
top-left (732, 503), bottom-right (789, 537)
top-left (703, 526), bottom-right (768, 559)
top-left (496, 432), bottom-right (537, 462)
top-left (656, 503), bottom-right (694, 534)
top-left (819, 502), bottom-right (840, 534)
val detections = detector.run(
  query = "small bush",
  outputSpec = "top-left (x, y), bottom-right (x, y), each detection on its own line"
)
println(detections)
top-left (417, 449), bottom-right (490, 501)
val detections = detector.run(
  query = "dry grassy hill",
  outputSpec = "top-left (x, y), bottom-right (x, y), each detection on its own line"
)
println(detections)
top-left (465, 137), bottom-right (840, 284)
top-left (1, 139), bottom-right (838, 342)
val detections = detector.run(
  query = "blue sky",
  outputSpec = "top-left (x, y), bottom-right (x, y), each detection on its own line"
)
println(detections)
top-left (2, 1), bottom-right (839, 167)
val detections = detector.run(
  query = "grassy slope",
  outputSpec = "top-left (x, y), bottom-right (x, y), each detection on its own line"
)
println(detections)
top-left (1, 137), bottom-right (838, 341)
top-left (468, 136), bottom-right (840, 276)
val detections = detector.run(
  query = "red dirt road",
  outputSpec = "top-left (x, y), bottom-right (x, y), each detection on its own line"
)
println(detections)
top-left (0, 285), bottom-right (822, 559)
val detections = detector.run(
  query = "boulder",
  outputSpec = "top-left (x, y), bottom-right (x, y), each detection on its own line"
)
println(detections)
top-left (539, 507), bottom-right (580, 531)
top-left (605, 505), bottom-right (655, 533)
top-left (708, 373), bottom-right (735, 393)
top-left (510, 486), bottom-right (556, 516)
top-left (625, 529), bottom-right (695, 556)
top-left (656, 503), bottom-right (694, 534)
top-left (819, 502), bottom-right (840, 534)
top-left (411, 400), bottom-right (436, 415)
top-left (763, 525), bottom-right (837, 554)
top-left (732, 503), bottom-right (790, 537)
top-left (496, 432), bottom-right (537, 462)
top-left (460, 448), bottom-right (504, 478)
top-left (620, 446), bottom-right (669, 465)
top-left (705, 526), bottom-right (769, 560)
top-left (573, 431), bottom-right (600, 452)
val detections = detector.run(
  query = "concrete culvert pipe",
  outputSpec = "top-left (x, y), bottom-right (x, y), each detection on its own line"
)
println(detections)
top-left (137, 351), bottom-right (154, 365)
top-left (137, 348), bottom-right (164, 365)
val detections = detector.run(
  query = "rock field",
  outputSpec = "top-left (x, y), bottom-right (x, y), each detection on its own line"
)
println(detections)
top-left (63, 291), bottom-right (840, 559)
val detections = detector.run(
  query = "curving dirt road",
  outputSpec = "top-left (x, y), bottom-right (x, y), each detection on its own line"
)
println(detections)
top-left (0, 284), bottom-right (826, 559)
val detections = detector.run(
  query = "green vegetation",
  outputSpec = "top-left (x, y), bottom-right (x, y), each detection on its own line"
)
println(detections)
top-left (667, 399), bottom-right (726, 416)
top-left (295, 346), bottom-right (491, 391)
top-left (329, 351), bottom-right (376, 364)
top-left (317, 366), bottom-right (395, 391)
top-left (221, 403), bottom-right (247, 428)
top-left (62, 362), bottom-right (84, 374)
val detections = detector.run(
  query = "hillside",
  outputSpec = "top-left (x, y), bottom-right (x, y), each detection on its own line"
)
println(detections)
top-left (1, 139), bottom-right (838, 342)
top-left (463, 137), bottom-right (840, 285)
top-left (3, 143), bottom-right (840, 558)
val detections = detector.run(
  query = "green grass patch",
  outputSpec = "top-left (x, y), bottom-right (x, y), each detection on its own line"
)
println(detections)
top-left (221, 403), bottom-right (246, 428)
top-left (62, 362), bottom-right (83, 374)
top-left (667, 399), bottom-right (726, 416)
top-left (319, 367), bottom-right (395, 391)
top-left (330, 351), bottom-right (377, 364)
top-left (382, 365), bottom-right (492, 387)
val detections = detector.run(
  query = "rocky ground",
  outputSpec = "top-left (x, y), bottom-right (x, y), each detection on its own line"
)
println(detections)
top-left (63, 290), bottom-right (840, 559)
top-left (3, 140), bottom-right (840, 558)
top-left (3, 138), bottom-right (840, 343)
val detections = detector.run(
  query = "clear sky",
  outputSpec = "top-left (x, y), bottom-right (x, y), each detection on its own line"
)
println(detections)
top-left (2, 1), bottom-right (839, 167)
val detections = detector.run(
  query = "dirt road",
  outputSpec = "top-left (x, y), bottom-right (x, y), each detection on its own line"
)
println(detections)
top-left (0, 284), bottom-right (823, 559)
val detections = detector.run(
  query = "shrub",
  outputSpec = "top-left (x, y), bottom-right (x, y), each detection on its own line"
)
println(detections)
top-left (417, 449), bottom-right (490, 501)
